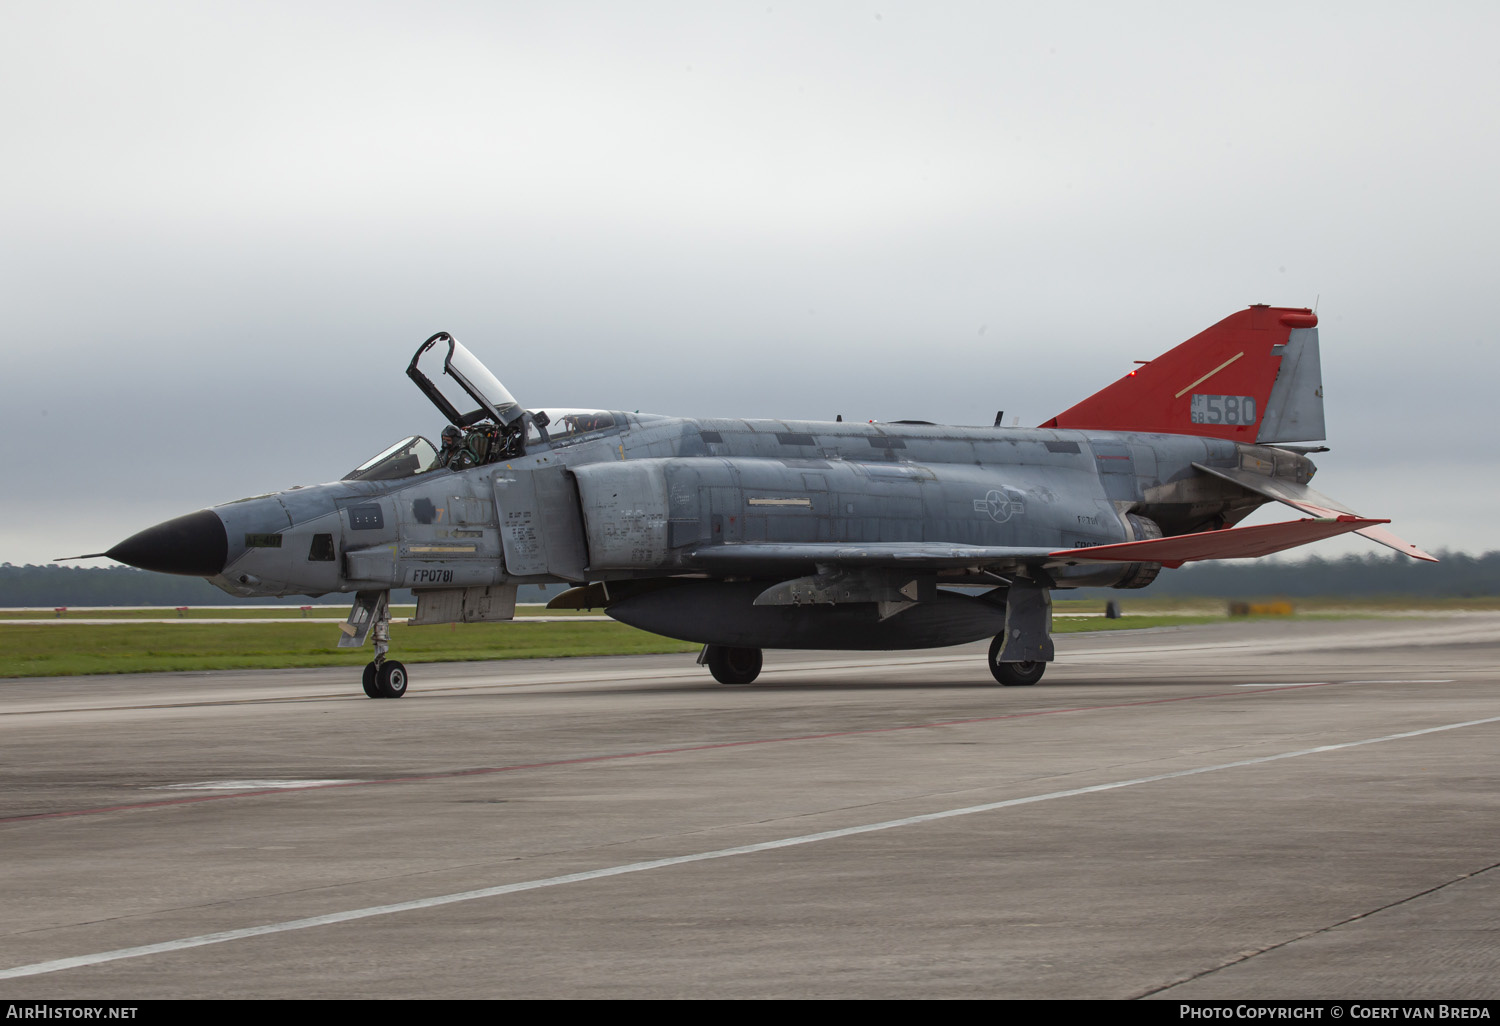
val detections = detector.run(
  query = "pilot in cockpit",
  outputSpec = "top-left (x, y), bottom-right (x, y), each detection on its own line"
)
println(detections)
top-left (432, 425), bottom-right (466, 470)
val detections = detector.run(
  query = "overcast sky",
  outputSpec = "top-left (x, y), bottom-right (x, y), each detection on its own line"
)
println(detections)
top-left (3, 1), bottom-right (1495, 567)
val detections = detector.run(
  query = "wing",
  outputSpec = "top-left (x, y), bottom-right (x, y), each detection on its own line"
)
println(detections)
top-left (683, 514), bottom-right (1386, 574)
top-left (685, 543), bottom-right (1058, 574)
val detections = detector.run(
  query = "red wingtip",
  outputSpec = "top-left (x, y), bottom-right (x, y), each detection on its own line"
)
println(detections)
top-left (1049, 515), bottom-right (1387, 567)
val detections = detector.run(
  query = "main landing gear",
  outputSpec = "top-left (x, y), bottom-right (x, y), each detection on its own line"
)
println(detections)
top-left (701, 644), bottom-right (763, 685)
top-left (699, 638), bottom-right (1047, 687)
top-left (342, 590), bottom-right (409, 699)
top-left (987, 576), bottom-right (1053, 686)
top-left (692, 578), bottom-right (1057, 689)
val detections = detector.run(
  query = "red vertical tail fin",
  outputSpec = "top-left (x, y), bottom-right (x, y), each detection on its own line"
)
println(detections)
top-left (1039, 305), bottom-right (1325, 443)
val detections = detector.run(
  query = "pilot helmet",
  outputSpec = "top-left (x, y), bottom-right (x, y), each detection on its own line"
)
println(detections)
top-left (441, 425), bottom-right (461, 443)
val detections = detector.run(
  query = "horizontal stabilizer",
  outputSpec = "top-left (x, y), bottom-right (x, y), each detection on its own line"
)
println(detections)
top-left (1192, 463), bottom-right (1438, 562)
top-left (1049, 516), bottom-right (1387, 569)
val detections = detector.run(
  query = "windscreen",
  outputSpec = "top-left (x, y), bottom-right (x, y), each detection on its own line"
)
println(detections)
top-left (343, 436), bottom-right (438, 481)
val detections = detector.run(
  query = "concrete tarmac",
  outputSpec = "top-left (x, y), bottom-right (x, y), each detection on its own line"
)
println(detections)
top-left (1, 616), bottom-right (1497, 1000)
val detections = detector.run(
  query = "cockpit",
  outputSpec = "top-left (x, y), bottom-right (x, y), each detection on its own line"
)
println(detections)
top-left (342, 332), bottom-right (624, 482)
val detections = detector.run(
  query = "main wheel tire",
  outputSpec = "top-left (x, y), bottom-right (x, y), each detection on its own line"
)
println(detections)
top-left (362, 662), bottom-right (382, 699)
top-left (988, 635), bottom-right (1046, 686)
top-left (993, 660), bottom-right (1045, 686)
top-left (705, 645), bottom-right (763, 685)
top-left (376, 659), bottom-right (409, 698)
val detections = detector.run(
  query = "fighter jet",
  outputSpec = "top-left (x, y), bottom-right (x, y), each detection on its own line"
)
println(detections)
top-left (103, 305), bottom-right (1435, 698)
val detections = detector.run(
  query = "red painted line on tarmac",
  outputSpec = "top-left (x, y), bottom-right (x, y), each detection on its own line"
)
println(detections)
top-left (0, 680), bottom-right (1355, 825)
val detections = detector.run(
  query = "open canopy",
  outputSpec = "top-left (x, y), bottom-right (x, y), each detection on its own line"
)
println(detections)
top-left (406, 331), bottom-right (524, 429)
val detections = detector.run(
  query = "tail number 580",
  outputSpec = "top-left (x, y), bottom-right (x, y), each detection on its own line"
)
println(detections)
top-left (1191, 394), bottom-right (1257, 425)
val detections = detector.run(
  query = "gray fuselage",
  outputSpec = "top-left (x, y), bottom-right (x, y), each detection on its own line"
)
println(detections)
top-left (203, 414), bottom-right (1312, 605)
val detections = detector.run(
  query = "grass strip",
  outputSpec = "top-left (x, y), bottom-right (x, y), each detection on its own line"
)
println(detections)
top-left (1, 615), bottom-right (1227, 678)
top-left (1, 621), bottom-right (699, 677)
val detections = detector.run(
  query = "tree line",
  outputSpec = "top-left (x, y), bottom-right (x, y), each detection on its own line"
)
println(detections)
top-left (1132, 550), bottom-right (1496, 599)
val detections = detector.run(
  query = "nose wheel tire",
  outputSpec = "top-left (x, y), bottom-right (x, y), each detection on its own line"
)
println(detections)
top-left (376, 660), bottom-right (408, 698)
top-left (362, 663), bottom-right (381, 698)
top-left (988, 636), bottom-right (1046, 686)
top-left (705, 645), bottom-right (763, 685)
top-left (364, 660), bottom-right (408, 698)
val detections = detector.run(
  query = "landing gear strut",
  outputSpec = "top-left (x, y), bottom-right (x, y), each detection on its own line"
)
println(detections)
top-left (341, 590), bottom-right (408, 699)
top-left (701, 644), bottom-right (763, 685)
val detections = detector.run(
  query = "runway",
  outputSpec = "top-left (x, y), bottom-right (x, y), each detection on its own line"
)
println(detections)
top-left (1, 616), bottom-right (1497, 999)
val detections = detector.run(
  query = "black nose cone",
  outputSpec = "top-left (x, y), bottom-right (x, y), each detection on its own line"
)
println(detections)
top-left (107, 509), bottom-right (229, 577)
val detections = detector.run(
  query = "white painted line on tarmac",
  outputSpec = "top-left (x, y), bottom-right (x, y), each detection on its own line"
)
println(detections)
top-left (1231, 679), bottom-right (1456, 688)
top-left (154, 780), bottom-right (362, 791)
top-left (1233, 682), bottom-right (1327, 688)
top-left (5, 712), bottom-right (1500, 980)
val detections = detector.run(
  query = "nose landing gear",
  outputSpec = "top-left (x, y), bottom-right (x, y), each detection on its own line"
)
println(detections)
top-left (342, 590), bottom-right (409, 699)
